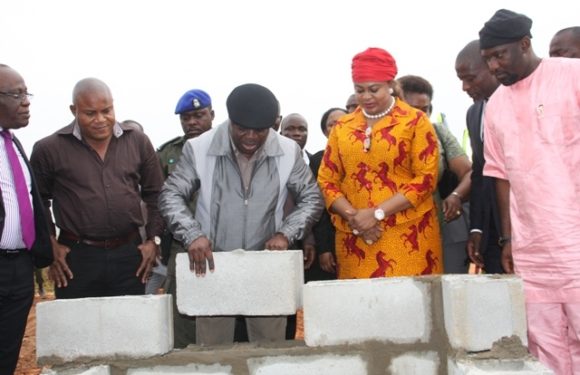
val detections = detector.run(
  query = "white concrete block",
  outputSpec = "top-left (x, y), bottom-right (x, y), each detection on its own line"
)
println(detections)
top-left (247, 354), bottom-right (367, 375)
top-left (37, 295), bottom-right (173, 362)
top-left (449, 358), bottom-right (554, 374)
top-left (128, 364), bottom-right (232, 374)
top-left (442, 275), bottom-right (527, 352)
top-left (41, 365), bottom-right (111, 375)
top-left (390, 352), bottom-right (439, 375)
top-left (176, 250), bottom-right (304, 316)
top-left (303, 277), bottom-right (431, 346)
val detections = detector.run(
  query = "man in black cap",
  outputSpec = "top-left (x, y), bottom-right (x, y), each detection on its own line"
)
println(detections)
top-left (159, 83), bottom-right (323, 346)
top-left (480, 9), bottom-right (580, 374)
top-left (157, 89), bottom-right (215, 348)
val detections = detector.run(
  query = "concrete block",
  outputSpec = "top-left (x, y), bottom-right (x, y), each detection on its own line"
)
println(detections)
top-left (41, 365), bottom-right (111, 375)
top-left (449, 358), bottom-right (554, 374)
top-left (390, 352), bottom-right (439, 375)
top-left (128, 364), bottom-right (232, 374)
top-left (176, 250), bottom-right (304, 316)
top-left (303, 277), bottom-right (431, 346)
top-left (442, 275), bottom-right (527, 352)
top-left (247, 354), bottom-right (367, 375)
top-left (37, 295), bottom-right (173, 363)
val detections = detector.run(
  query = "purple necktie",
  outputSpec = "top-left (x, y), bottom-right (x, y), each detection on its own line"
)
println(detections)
top-left (1, 130), bottom-right (35, 249)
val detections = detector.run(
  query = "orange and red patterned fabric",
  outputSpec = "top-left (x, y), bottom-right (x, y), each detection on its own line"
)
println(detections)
top-left (317, 98), bottom-right (443, 279)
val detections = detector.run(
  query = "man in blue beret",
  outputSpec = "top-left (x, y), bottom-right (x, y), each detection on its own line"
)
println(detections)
top-left (160, 83), bottom-right (323, 346)
top-left (157, 88), bottom-right (214, 348)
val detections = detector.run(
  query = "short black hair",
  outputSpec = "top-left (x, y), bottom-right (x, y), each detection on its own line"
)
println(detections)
top-left (555, 26), bottom-right (580, 38)
top-left (397, 75), bottom-right (434, 100)
top-left (320, 107), bottom-right (347, 134)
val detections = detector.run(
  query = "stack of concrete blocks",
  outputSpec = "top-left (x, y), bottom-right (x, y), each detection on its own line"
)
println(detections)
top-left (36, 250), bottom-right (553, 374)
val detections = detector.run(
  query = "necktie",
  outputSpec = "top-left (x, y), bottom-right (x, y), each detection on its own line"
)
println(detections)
top-left (1, 130), bottom-right (36, 249)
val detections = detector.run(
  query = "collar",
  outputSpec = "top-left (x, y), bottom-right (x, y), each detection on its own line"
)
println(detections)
top-left (68, 121), bottom-right (124, 141)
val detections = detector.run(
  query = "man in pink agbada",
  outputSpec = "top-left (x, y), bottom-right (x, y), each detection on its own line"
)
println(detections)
top-left (480, 9), bottom-right (580, 374)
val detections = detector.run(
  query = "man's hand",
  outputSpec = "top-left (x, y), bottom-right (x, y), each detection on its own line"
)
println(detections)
top-left (466, 232), bottom-right (484, 269)
top-left (303, 244), bottom-right (316, 270)
top-left (187, 236), bottom-right (214, 276)
top-left (137, 240), bottom-right (158, 283)
top-left (265, 233), bottom-right (289, 250)
top-left (48, 237), bottom-right (73, 288)
top-left (319, 252), bottom-right (336, 273)
top-left (501, 243), bottom-right (514, 274)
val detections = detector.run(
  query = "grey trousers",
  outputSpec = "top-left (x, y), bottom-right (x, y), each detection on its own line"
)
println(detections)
top-left (164, 248), bottom-right (196, 348)
top-left (196, 316), bottom-right (287, 346)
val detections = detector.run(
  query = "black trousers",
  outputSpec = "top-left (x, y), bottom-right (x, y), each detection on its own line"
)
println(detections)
top-left (55, 239), bottom-right (145, 299)
top-left (0, 251), bottom-right (34, 375)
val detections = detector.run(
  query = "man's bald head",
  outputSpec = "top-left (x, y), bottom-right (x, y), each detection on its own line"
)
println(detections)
top-left (456, 40), bottom-right (485, 68)
top-left (69, 78), bottom-right (116, 145)
top-left (280, 113), bottom-right (308, 150)
top-left (72, 78), bottom-right (112, 105)
top-left (455, 40), bottom-right (499, 101)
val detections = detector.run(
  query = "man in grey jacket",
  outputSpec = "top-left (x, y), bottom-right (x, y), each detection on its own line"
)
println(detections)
top-left (159, 83), bottom-right (323, 345)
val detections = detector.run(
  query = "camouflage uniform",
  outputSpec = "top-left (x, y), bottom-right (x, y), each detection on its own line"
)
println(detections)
top-left (157, 135), bottom-right (198, 348)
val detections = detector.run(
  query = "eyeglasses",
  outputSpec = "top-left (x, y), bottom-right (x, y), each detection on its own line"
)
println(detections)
top-left (0, 91), bottom-right (33, 102)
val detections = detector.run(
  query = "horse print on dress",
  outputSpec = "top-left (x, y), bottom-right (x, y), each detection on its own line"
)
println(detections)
top-left (401, 224), bottom-right (420, 255)
top-left (370, 251), bottom-right (397, 278)
top-left (421, 249), bottom-right (439, 275)
top-left (343, 234), bottom-right (365, 265)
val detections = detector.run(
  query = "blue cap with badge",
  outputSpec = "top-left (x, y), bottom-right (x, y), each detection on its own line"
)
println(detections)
top-left (174, 89), bottom-right (212, 114)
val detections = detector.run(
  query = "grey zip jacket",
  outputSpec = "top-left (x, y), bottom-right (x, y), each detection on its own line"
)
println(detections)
top-left (159, 121), bottom-right (323, 252)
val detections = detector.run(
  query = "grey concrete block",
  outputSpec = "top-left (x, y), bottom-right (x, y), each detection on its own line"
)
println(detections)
top-left (176, 250), bottom-right (304, 316)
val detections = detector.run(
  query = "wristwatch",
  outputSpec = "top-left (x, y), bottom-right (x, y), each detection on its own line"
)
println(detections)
top-left (374, 208), bottom-right (385, 221)
top-left (152, 236), bottom-right (162, 246)
top-left (498, 236), bottom-right (511, 247)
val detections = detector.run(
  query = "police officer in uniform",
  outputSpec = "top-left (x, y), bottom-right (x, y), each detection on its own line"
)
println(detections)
top-left (157, 89), bottom-right (214, 348)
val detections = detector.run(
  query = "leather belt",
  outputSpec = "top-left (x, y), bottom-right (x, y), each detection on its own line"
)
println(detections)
top-left (0, 248), bottom-right (27, 256)
top-left (59, 229), bottom-right (139, 249)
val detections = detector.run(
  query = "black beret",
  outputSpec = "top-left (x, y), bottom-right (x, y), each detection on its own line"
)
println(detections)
top-left (479, 9), bottom-right (533, 49)
top-left (226, 83), bottom-right (278, 129)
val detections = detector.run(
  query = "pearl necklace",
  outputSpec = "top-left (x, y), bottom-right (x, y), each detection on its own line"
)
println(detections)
top-left (362, 97), bottom-right (396, 119)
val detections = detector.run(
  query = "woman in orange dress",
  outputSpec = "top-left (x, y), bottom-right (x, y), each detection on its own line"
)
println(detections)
top-left (317, 47), bottom-right (442, 279)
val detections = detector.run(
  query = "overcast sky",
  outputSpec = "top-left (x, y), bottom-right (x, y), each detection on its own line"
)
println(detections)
top-left (2, 0), bottom-right (579, 154)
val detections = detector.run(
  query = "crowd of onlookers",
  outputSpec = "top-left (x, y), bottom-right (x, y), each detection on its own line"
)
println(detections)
top-left (1, 8), bottom-right (579, 375)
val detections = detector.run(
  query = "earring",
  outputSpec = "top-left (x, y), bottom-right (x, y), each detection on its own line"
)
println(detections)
top-left (389, 88), bottom-right (394, 94)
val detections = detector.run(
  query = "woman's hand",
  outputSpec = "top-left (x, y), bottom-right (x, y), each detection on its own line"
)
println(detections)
top-left (347, 207), bottom-right (377, 233)
top-left (443, 193), bottom-right (463, 222)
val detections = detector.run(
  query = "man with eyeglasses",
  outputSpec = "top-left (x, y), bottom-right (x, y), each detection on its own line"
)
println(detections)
top-left (159, 83), bottom-right (323, 346)
top-left (30, 78), bottom-right (165, 300)
top-left (0, 64), bottom-right (52, 375)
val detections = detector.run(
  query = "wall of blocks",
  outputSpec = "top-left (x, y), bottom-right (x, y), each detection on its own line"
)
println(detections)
top-left (36, 250), bottom-right (552, 374)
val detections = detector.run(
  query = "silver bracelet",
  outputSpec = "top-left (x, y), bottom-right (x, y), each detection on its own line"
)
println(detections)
top-left (451, 191), bottom-right (462, 199)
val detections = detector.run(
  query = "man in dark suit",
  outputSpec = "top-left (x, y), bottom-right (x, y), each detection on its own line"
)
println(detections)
top-left (0, 64), bottom-right (53, 375)
top-left (455, 40), bottom-right (503, 273)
